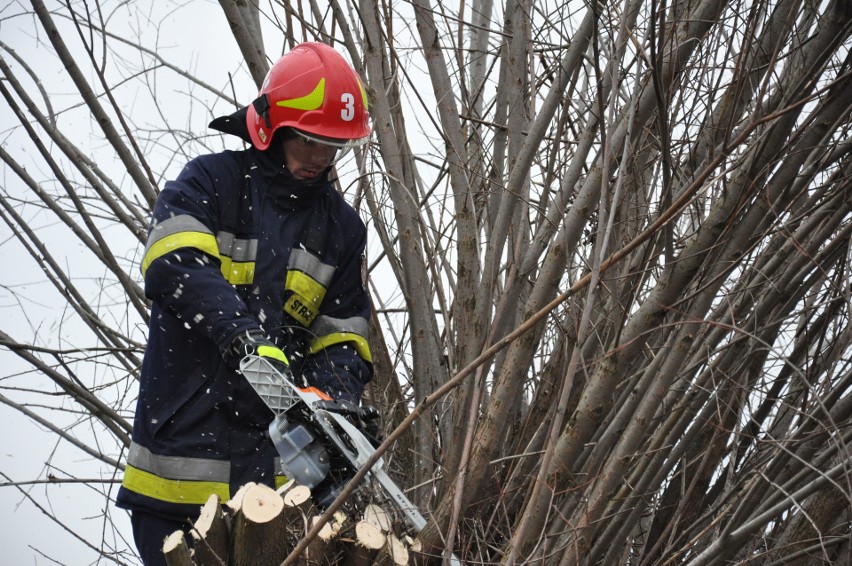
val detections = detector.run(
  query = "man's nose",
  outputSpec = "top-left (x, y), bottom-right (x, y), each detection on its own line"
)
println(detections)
top-left (310, 147), bottom-right (336, 166)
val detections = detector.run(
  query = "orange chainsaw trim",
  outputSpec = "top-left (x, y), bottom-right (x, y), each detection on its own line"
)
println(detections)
top-left (298, 386), bottom-right (332, 401)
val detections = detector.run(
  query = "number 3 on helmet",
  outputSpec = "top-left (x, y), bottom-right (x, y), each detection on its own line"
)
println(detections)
top-left (246, 42), bottom-right (372, 151)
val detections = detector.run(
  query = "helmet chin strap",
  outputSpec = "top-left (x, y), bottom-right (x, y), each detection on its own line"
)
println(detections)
top-left (252, 94), bottom-right (272, 128)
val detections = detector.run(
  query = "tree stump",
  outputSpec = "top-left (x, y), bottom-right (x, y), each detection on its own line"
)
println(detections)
top-left (283, 484), bottom-right (315, 518)
top-left (280, 483), bottom-right (316, 552)
top-left (363, 503), bottom-right (393, 533)
top-left (302, 514), bottom-right (344, 565)
top-left (374, 533), bottom-right (409, 566)
top-left (163, 529), bottom-right (194, 566)
top-left (231, 483), bottom-right (289, 566)
top-left (192, 493), bottom-right (230, 566)
top-left (343, 520), bottom-right (387, 566)
top-left (159, 482), bottom-right (423, 565)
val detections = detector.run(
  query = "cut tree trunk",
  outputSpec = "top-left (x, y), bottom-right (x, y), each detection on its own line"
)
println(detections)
top-left (163, 529), bottom-right (194, 566)
top-left (374, 533), bottom-right (409, 566)
top-left (231, 483), bottom-right (290, 566)
top-left (303, 515), bottom-right (345, 565)
top-left (162, 482), bottom-right (424, 565)
top-left (344, 521), bottom-right (387, 566)
top-left (363, 504), bottom-right (393, 533)
top-left (191, 494), bottom-right (229, 566)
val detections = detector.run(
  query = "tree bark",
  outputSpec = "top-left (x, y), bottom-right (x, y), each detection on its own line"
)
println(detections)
top-left (192, 494), bottom-right (230, 566)
top-left (231, 483), bottom-right (290, 566)
top-left (163, 530), bottom-right (195, 566)
top-left (343, 521), bottom-right (387, 566)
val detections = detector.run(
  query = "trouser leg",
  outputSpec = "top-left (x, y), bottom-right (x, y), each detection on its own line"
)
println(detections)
top-left (130, 510), bottom-right (190, 566)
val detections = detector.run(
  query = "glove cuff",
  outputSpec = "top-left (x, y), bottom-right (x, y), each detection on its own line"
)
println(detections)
top-left (224, 328), bottom-right (268, 368)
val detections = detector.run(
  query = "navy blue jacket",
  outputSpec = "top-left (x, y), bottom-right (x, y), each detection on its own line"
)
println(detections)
top-left (117, 146), bottom-right (373, 518)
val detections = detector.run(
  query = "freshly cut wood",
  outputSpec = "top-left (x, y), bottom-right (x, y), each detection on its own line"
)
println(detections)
top-left (355, 519), bottom-right (386, 548)
top-left (156, 482), bottom-right (417, 566)
top-left (343, 520), bottom-right (387, 566)
top-left (231, 483), bottom-right (289, 566)
top-left (331, 510), bottom-right (350, 535)
top-left (242, 482), bottom-right (285, 522)
top-left (363, 503), bottom-right (393, 533)
top-left (403, 535), bottom-right (422, 554)
top-left (162, 529), bottom-right (194, 566)
top-left (191, 493), bottom-right (229, 566)
top-left (276, 478), bottom-right (296, 496)
top-left (283, 484), bottom-right (314, 515)
top-left (372, 532), bottom-right (409, 566)
top-left (279, 483), bottom-right (315, 551)
top-left (408, 539), bottom-right (440, 566)
top-left (227, 481), bottom-right (257, 514)
top-left (301, 515), bottom-right (343, 565)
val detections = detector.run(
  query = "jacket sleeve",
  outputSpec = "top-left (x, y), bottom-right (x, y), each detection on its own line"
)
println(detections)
top-left (299, 220), bottom-right (373, 404)
top-left (140, 154), bottom-right (259, 351)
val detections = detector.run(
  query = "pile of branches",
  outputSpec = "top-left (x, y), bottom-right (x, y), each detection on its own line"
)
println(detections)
top-left (162, 482), bottom-right (419, 566)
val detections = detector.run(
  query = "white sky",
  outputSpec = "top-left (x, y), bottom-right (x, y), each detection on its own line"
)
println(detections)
top-left (0, 1), bottom-right (285, 563)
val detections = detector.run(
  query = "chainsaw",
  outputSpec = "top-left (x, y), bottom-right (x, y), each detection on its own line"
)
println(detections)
top-left (239, 354), bottom-right (430, 536)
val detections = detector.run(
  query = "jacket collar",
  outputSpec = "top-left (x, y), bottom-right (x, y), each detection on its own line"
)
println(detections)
top-left (250, 147), bottom-right (332, 211)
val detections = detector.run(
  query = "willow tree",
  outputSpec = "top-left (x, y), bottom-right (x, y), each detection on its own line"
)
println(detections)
top-left (1, 0), bottom-right (850, 564)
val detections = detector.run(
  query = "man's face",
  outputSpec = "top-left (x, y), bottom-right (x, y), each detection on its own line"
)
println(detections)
top-left (283, 136), bottom-right (338, 180)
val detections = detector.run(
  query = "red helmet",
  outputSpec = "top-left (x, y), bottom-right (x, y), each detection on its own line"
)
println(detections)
top-left (246, 42), bottom-right (371, 151)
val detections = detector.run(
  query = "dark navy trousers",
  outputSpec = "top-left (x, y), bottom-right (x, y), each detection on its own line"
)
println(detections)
top-left (130, 510), bottom-right (191, 566)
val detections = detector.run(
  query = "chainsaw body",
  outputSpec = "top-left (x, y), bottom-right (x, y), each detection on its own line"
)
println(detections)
top-left (239, 355), bottom-right (427, 533)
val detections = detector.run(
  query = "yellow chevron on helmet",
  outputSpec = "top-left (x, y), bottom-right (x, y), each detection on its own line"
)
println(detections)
top-left (275, 78), bottom-right (325, 111)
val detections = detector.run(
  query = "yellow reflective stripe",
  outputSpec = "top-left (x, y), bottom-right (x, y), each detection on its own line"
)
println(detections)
top-left (216, 232), bottom-right (257, 284)
top-left (258, 344), bottom-right (289, 365)
top-left (308, 332), bottom-right (373, 363)
top-left (286, 271), bottom-right (327, 306)
top-left (275, 78), bottom-right (325, 111)
top-left (122, 464), bottom-right (230, 505)
top-left (123, 465), bottom-right (289, 504)
top-left (142, 230), bottom-right (255, 284)
top-left (219, 256), bottom-right (256, 285)
top-left (358, 78), bottom-right (368, 109)
top-left (142, 232), bottom-right (220, 277)
top-left (284, 271), bottom-right (327, 326)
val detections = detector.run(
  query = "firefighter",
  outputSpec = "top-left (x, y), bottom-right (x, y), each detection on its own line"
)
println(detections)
top-left (117, 42), bottom-right (374, 565)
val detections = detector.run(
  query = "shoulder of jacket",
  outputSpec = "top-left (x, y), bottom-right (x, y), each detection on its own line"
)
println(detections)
top-left (329, 190), bottom-right (367, 232)
top-left (179, 150), bottom-right (254, 192)
top-left (188, 149), bottom-right (246, 173)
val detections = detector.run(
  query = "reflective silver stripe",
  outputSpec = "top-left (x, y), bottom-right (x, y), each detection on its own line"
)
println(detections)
top-left (309, 314), bottom-right (369, 338)
top-left (127, 442), bottom-right (230, 482)
top-left (289, 248), bottom-right (335, 285)
top-left (127, 442), bottom-right (287, 482)
top-left (217, 231), bottom-right (258, 262)
top-left (144, 215), bottom-right (213, 254)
